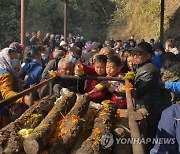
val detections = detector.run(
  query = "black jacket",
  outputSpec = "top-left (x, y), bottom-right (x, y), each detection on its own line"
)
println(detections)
top-left (135, 61), bottom-right (161, 119)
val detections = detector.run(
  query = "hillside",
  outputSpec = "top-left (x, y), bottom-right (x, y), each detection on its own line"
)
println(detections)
top-left (108, 0), bottom-right (180, 42)
top-left (0, 0), bottom-right (179, 45)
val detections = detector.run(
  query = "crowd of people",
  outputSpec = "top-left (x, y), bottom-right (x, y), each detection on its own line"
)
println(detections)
top-left (0, 31), bottom-right (180, 153)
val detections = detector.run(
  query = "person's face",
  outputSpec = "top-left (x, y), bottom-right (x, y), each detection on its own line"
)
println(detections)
top-left (69, 51), bottom-right (79, 59)
top-left (69, 34), bottom-right (73, 38)
top-left (104, 40), bottom-right (109, 44)
top-left (163, 60), bottom-right (170, 69)
top-left (154, 49), bottom-right (163, 57)
top-left (58, 63), bottom-right (73, 76)
top-left (132, 52), bottom-right (151, 65)
top-left (100, 49), bottom-right (112, 58)
top-left (122, 51), bottom-right (130, 61)
top-left (106, 62), bottom-right (120, 77)
top-left (9, 50), bottom-right (18, 59)
top-left (37, 31), bottom-right (41, 36)
top-left (33, 33), bottom-right (37, 38)
top-left (117, 41), bottom-right (122, 47)
top-left (94, 62), bottom-right (106, 76)
top-left (127, 56), bottom-right (134, 70)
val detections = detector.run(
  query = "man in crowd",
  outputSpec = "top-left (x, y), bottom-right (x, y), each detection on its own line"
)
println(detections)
top-left (132, 42), bottom-right (162, 151)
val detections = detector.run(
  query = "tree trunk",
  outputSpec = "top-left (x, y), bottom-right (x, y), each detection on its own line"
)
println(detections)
top-left (76, 100), bottom-right (117, 154)
top-left (23, 92), bottom-right (77, 154)
top-left (48, 95), bottom-right (90, 153)
top-left (2, 95), bottom-right (57, 153)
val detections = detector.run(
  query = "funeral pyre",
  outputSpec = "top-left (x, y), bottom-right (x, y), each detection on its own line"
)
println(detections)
top-left (0, 92), bottom-right (141, 154)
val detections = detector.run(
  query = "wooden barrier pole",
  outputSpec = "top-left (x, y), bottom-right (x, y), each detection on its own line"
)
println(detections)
top-left (0, 75), bottom-right (124, 108)
top-left (0, 77), bottom-right (54, 108)
top-left (125, 79), bottom-right (144, 154)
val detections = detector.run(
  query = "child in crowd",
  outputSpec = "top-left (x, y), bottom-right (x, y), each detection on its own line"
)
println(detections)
top-left (75, 54), bottom-right (108, 103)
top-left (126, 55), bottom-right (134, 71)
top-left (90, 55), bottom-right (126, 108)
top-left (105, 55), bottom-right (126, 108)
top-left (122, 55), bottom-right (134, 73)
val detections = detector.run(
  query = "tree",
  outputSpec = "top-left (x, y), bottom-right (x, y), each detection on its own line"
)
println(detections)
top-left (0, 0), bottom-right (20, 46)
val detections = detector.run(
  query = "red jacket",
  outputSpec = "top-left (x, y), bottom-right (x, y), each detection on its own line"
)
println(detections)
top-left (83, 65), bottom-right (108, 103)
top-left (108, 72), bottom-right (127, 109)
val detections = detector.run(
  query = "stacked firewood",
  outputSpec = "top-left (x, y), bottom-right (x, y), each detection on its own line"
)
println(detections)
top-left (76, 100), bottom-right (118, 154)
top-left (0, 95), bottom-right (57, 153)
top-left (46, 94), bottom-right (90, 154)
top-left (23, 92), bottom-right (77, 154)
top-left (0, 94), bottom-right (133, 154)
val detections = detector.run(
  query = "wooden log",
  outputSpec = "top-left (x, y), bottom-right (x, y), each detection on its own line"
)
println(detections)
top-left (70, 101), bottom-right (102, 153)
top-left (0, 100), bottom-right (39, 150)
top-left (23, 92), bottom-right (77, 154)
top-left (2, 95), bottom-right (57, 153)
top-left (76, 100), bottom-right (117, 154)
top-left (48, 94), bottom-right (90, 154)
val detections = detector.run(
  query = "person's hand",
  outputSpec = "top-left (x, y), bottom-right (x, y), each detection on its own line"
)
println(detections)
top-left (74, 63), bottom-right (84, 76)
top-left (108, 86), bottom-right (115, 93)
top-left (60, 88), bottom-right (70, 96)
top-left (84, 92), bottom-right (91, 97)
top-left (118, 85), bottom-right (126, 93)
top-left (48, 70), bottom-right (58, 77)
top-left (105, 81), bottom-right (111, 88)
top-left (23, 95), bottom-right (31, 106)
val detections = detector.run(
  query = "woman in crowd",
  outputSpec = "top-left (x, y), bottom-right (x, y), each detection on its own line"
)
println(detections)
top-left (0, 48), bottom-right (30, 128)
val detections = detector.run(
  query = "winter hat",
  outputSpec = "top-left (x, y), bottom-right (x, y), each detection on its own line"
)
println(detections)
top-left (92, 42), bottom-right (101, 50)
top-left (153, 42), bottom-right (165, 52)
top-left (133, 42), bottom-right (153, 55)
top-left (60, 41), bottom-right (66, 46)
top-left (86, 44), bottom-right (93, 52)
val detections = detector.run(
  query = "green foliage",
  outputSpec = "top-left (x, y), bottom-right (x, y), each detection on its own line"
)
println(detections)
top-left (0, 0), bottom-right (20, 46)
top-left (26, 0), bottom-right (64, 35)
top-left (0, 0), bottom-right (116, 45)
top-left (26, 0), bottom-right (116, 42)
top-left (1, 0), bottom-right (178, 45)
top-left (67, 0), bottom-right (116, 41)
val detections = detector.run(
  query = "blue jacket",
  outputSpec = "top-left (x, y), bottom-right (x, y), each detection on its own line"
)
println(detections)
top-left (152, 54), bottom-right (163, 70)
top-left (165, 82), bottom-right (180, 94)
top-left (150, 104), bottom-right (180, 154)
top-left (23, 60), bottom-right (43, 89)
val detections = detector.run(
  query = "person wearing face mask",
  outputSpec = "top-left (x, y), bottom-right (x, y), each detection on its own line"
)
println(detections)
top-left (152, 42), bottom-right (165, 70)
top-left (9, 42), bottom-right (24, 63)
top-left (19, 46), bottom-right (44, 95)
top-left (65, 47), bottom-right (80, 65)
top-left (165, 38), bottom-right (179, 55)
top-left (0, 48), bottom-right (30, 128)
